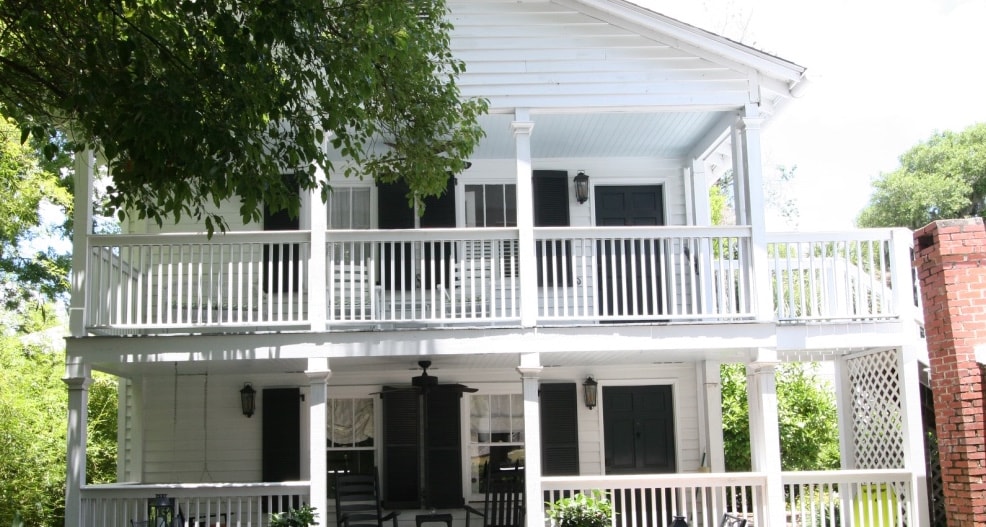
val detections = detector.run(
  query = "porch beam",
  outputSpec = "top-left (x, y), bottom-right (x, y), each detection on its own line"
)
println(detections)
top-left (512, 110), bottom-right (537, 327)
top-left (746, 350), bottom-right (783, 527)
top-left (64, 361), bottom-right (92, 527)
top-left (516, 353), bottom-right (543, 527)
top-left (305, 357), bottom-right (331, 520)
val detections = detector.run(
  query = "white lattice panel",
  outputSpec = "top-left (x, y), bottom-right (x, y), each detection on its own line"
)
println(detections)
top-left (846, 349), bottom-right (905, 469)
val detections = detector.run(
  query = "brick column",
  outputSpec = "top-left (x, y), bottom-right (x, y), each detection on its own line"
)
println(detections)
top-left (914, 218), bottom-right (986, 526)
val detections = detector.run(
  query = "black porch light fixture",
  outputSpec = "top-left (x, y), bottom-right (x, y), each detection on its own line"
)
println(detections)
top-left (148, 493), bottom-right (176, 527)
top-left (240, 383), bottom-right (256, 418)
top-left (574, 170), bottom-right (590, 204)
top-left (583, 376), bottom-right (598, 409)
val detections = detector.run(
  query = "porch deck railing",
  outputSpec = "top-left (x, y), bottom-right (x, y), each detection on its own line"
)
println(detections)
top-left (77, 470), bottom-right (916, 527)
top-left (79, 481), bottom-right (309, 527)
top-left (781, 469), bottom-right (913, 527)
top-left (82, 227), bottom-right (911, 334)
top-left (541, 472), bottom-right (767, 527)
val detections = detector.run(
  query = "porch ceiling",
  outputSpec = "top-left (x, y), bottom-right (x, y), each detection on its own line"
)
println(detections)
top-left (328, 110), bottom-right (728, 163)
top-left (471, 111), bottom-right (725, 159)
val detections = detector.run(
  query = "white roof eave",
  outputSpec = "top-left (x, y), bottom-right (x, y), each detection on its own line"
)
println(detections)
top-left (557, 0), bottom-right (808, 89)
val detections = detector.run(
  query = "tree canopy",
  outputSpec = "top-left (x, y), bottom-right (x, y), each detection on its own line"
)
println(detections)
top-left (0, 0), bottom-right (487, 233)
top-left (857, 123), bottom-right (986, 229)
top-left (0, 116), bottom-right (71, 312)
top-left (721, 363), bottom-right (839, 472)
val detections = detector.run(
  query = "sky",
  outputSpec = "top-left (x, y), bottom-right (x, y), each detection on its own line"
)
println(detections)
top-left (637, 0), bottom-right (986, 230)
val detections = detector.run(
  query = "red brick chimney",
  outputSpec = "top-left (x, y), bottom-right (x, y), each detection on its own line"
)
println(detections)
top-left (914, 218), bottom-right (986, 526)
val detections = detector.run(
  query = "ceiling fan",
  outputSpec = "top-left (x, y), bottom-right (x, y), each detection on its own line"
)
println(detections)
top-left (380, 360), bottom-right (477, 394)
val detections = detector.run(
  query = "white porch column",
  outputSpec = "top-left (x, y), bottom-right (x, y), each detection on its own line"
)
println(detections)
top-left (516, 352), bottom-right (543, 527)
top-left (306, 357), bottom-right (331, 519)
top-left (511, 111), bottom-right (537, 328)
top-left (697, 361), bottom-right (725, 472)
top-left (737, 107), bottom-right (773, 322)
top-left (69, 150), bottom-right (95, 337)
top-left (689, 159), bottom-right (712, 227)
top-left (307, 179), bottom-right (328, 331)
top-left (64, 361), bottom-right (92, 527)
top-left (746, 350), bottom-right (783, 527)
top-left (898, 345), bottom-right (931, 527)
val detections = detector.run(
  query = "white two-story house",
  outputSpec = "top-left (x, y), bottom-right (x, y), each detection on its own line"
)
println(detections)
top-left (64, 1), bottom-right (930, 526)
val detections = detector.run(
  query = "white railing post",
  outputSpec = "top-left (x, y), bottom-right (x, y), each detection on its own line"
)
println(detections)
top-left (890, 228), bottom-right (918, 324)
top-left (306, 358), bottom-right (331, 520)
top-left (70, 150), bottom-right (95, 336)
top-left (746, 350), bottom-right (784, 527)
top-left (737, 109), bottom-right (773, 322)
top-left (63, 361), bottom-right (92, 527)
top-left (308, 184), bottom-right (328, 331)
top-left (898, 345), bottom-right (930, 527)
top-left (512, 113), bottom-right (537, 327)
top-left (517, 353), bottom-right (543, 527)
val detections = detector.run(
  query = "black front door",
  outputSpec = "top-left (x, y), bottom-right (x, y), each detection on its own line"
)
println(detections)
top-left (604, 385), bottom-right (676, 527)
top-left (603, 385), bottom-right (675, 474)
top-left (594, 186), bottom-right (665, 318)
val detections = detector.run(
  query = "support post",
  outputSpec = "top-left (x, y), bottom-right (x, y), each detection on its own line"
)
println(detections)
top-left (517, 352), bottom-right (543, 527)
top-left (737, 107), bottom-right (773, 322)
top-left (697, 361), bottom-right (725, 472)
top-left (64, 361), bottom-right (92, 527)
top-left (69, 150), bottom-right (95, 337)
top-left (746, 350), bottom-right (783, 527)
top-left (899, 345), bottom-right (931, 527)
top-left (512, 111), bottom-right (537, 327)
top-left (306, 357), bottom-right (331, 519)
top-left (308, 178), bottom-right (328, 331)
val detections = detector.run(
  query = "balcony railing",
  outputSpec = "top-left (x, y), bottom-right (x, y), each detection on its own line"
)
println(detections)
top-left (82, 227), bottom-right (912, 334)
top-left (79, 482), bottom-right (309, 527)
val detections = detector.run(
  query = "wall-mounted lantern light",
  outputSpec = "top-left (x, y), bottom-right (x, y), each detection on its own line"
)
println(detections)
top-left (240, 383), bottom-right (256, 418)
top-left (574, 171), bottom-right (590, 204)
top-left (583, 376), bottom-right (598, 409)
top-left (148, 493), bottom-right (176, 527)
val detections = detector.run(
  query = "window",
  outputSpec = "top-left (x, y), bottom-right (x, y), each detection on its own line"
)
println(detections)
top-left (469, 394), bottom-right (524, 497)
top-left (327, 398), bottom-right (375, 478)
top-left (465, 184), bottom-right (518, 278)
top-left (465, 184), bottom-right (516, 228)
top-left (328, 187), bottom-right (371, 230)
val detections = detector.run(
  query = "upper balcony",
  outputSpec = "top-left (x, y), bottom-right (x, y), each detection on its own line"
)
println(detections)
top-left (79, 226), bottom-right (917, 336)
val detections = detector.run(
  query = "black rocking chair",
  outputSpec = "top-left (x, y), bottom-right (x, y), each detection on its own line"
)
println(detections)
top-left (465, 462), bottom-right (525, 527)
top-left (335, 472), bottom-right (400, 527)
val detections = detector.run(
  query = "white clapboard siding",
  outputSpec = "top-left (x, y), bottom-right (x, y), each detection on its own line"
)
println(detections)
top-left (448, 1), bottom-right (752, 108)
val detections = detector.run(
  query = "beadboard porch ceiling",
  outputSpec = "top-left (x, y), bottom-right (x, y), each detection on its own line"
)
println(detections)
top-left (329, 110), bottom-right (728, 162)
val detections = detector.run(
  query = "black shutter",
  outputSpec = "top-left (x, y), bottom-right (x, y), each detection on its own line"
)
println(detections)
top-left (262, 388), bottom-right (301, 481)
top-left (381, 389), bottom-right (421, 508)
top-left (376, 177), bottom-right (455, 290)
top-left (263, 174), bottom-right (302, 293)
top-left (425, 387), bottom-right (464, 508)
top-left (533, 171), bottom-right (573, 286)
top-left (381, 385), bottom-right (465, 509)
top-left (540, 383), bottom-right (580, 476)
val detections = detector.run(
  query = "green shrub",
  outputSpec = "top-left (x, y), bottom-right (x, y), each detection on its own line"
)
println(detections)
top-left (546, 491), bottom-right (614, 527)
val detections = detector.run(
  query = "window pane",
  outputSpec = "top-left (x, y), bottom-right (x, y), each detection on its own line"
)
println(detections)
top-left (504, 185), bottom-right (517, 227)
top-left (328, 398), bottom-right (374, 447)
top-left (464, 184), bottom-right (516, 228)
top-left (328, 188), bottom-right (371, 229)
top-left (469, 445), bottom-right (525, 494)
